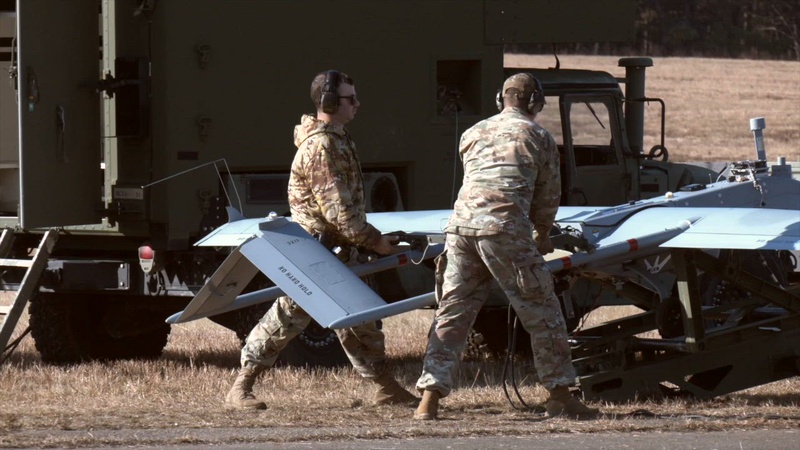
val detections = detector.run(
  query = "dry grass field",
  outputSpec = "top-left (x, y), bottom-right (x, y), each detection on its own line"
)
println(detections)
top-left (2, 306), bottom-right (800, 448)
top-left (506, 54), bottom-right (800, 163)
top-left (1, 55), bottom-right (800, 448)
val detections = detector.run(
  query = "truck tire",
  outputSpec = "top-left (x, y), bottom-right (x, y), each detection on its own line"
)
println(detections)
top-left (29, 293), bottom-right (170, 364)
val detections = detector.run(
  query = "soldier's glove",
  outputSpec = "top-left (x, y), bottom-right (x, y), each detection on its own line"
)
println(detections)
top-left (535, 234), bottom-right (555, 255)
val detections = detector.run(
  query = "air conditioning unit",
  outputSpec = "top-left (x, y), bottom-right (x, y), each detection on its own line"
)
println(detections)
top-left (224, 171), bottom-right (403, 218)
top-left (225, 174), bottom-right (290, 218)
top-left (363, 172), bottom-right (403, 212)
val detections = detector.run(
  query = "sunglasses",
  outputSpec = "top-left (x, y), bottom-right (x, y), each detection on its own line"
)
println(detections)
top-left (338, 94), bottom-right (358, 105)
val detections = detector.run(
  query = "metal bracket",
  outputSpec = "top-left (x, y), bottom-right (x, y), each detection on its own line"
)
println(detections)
top-left (94, 71), bottom-right (141, 99)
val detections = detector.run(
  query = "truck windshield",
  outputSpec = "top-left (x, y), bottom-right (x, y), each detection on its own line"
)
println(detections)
top-left (570, 101), bottom-right (617, 166)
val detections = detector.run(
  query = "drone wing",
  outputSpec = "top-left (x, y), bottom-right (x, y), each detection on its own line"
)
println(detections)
top-left (170, 213), bottom-right (387, 327)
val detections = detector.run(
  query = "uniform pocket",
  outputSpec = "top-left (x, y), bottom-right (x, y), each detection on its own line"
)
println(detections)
top-left (433, 250), bottom-right (448, 302)
top-left (514, 256), bottom-right (554, 298)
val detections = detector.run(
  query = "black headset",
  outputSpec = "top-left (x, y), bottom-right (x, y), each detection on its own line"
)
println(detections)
top-left (320, 70), bottom-right (341, 114)
top-left (495, 73), bottom-right (545, 114)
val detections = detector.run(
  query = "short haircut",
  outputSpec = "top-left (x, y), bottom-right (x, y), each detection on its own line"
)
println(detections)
top-left (310, 70), bottom-right (355, 110)
top-left (503, 88), bottom-right (525, 102)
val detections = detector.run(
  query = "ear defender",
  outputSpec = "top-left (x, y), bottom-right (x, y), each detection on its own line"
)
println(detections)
top-left (527, 75), bottom-right (545, 114)
top-left (496, 74), bottom-right (546, 114)
top-left (320, 70), bottom-right (341, 114)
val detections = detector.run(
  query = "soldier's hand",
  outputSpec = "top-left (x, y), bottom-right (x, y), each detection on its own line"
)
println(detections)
top-left (535, 235), bottom-right (555, 255)
top-left (373, 235), bottom-right (395, 255)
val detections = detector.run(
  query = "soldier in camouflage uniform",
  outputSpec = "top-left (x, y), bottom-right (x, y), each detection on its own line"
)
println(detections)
top-left (413, 73), bottom-right (600, 420)
top-left (225, 70), bottom-right (418, 410)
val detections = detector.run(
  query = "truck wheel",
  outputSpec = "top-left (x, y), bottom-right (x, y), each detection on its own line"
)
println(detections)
top-left (29, 293), bottom-right (170, 364)
top-left (276, 321), bottom-right (349, 368)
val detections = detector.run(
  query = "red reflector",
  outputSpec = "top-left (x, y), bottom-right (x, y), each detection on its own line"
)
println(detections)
top-left (397, 254), bottom-right (408, 266)
top-left (139, 246), bottom-right (155, 260)
top-left (560, 256), bottom-right (572, 270)
top-left (627, 239), bottom-right (639, 251)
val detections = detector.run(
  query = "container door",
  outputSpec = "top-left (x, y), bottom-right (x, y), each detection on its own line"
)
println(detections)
top-left (17, 0), bottom-right (101, 228)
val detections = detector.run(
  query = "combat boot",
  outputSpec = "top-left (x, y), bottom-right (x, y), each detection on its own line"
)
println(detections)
top-left (225, 363), bottom-right (267, 410)
top-left (373, 372), bottom-right (419, 406)
top-left (413, 390), bottom-right (441, 420)
top-left (545, 385), bottom-right (600, 419)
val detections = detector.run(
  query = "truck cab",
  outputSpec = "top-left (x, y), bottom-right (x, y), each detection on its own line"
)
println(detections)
top-left (510, 60), bottom-right (716, 208)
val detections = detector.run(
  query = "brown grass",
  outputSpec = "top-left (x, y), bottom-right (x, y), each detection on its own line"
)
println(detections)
top-left (2, 55), bottom-right (800, 447)
top-left (1, 303), bottom-right (799, 448)
top-left (505, 54), bottom-right (800, 163)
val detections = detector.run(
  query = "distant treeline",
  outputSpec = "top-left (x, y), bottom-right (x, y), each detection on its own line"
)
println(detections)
top-left (509, 0), bottom-right (799, 61)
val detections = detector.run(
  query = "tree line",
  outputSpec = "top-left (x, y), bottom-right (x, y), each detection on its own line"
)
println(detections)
top-left (509, 0), bottom-right (799, 61)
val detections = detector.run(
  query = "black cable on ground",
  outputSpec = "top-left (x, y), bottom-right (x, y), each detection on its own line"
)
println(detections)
top-left (0, 325), bottom-right (30, 364)
top-left (501, 307), bottom-right (537, 411)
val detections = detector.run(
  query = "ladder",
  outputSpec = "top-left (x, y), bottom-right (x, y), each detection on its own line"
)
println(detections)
top-left (0, 228), bottom-right (58, 362)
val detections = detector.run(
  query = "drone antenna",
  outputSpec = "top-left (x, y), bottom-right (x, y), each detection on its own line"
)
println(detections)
top-left (551, 44), bottom-right (560, 70)
top-left (141, 158), bottom-right (243, 212)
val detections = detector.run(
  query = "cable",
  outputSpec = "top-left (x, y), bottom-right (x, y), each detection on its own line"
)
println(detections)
top-left (8, 28), bottom-right (16, 94)
top-left (714, 163), bottom-right (730, 182)
top-left (141, 158), bottom-right (243, 212)
top-left (449, 104), bottom-right (460, 206)
top-left (501, 307), bottom-right (536, 411)
top-left (214, 159), bottom-right (243, 212)
top-left (408, 242), bottom-right (434, 265)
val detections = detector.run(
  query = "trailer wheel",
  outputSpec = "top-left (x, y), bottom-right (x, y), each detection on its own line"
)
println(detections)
top-left (466, 307), bottom-right (532, 360)
top-left (655, 296), bottom-right (684, 338)
top-left (464, 288), bottom-right (589, 361)
top-left (208, 302), bottom-right (272, 346)
top-left (275, 321), bottom-right (349, 368)
top-left (209, 301), bottom-right (348, 367)
top-left (699, 249), bottom-right (786, 329)
top-left (29, 293), bottom-right (170, 364)
top-left (463, 329), bottom-right (498, 361)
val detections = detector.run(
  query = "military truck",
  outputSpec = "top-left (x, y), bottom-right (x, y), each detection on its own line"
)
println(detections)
top-left (0, 0), bottom-right (715, 366)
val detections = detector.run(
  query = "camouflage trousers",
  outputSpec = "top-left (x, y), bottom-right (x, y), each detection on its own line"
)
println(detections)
top-left (240, 262), bottom-right (387, 379)
top-left (416, 233), bottom-right (576, 396)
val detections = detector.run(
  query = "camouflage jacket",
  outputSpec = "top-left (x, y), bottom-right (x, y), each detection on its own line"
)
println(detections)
top-left (288, 114), bottom-right (382, 249)
top-left (445, 107), bottom-right (561, 239)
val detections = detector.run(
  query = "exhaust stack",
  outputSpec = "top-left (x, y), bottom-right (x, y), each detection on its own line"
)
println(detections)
top-left (618, 57), bottom-right (654, 156)
top-left (750, 116), bottom-right (767, 161)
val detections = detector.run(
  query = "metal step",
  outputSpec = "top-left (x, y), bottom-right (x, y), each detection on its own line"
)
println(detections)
top-left (0, 258), bottom-right (34, 268)
top-left (0, 229), bottom-right (58, 362)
